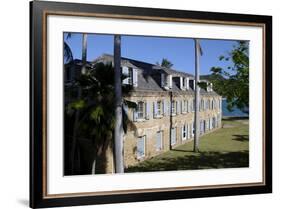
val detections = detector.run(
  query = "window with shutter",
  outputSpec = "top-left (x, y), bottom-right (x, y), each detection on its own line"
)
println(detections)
top-left (166, 100), bottom-right (170, 116)
top-left (192, 122), bottom-right (195, 136)
top-left (145, 101), bottom-right (150, 120)
top-left (162, 100), bottom-right (166, 116)
top-left (171, 100), bottom-right (176, 115)
top-left (156, 101), bottom-right (162, 116)
top-left (177, 100), bottom-right (180, 114)
top-left (187, 124), bottom-right (190, 139)
top-left (137, 101), bottom-right (144, 120)
top-left (212, 117), bottom-right (216, 128)
top-left (171, 127), bottom-right (177, 145)
top-left (156, 131), bottom-right (163, 151)
top-left (192, 99), bottom-right (195, 112)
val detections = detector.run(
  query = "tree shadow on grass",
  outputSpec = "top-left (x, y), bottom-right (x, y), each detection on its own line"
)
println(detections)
top-left (232, 134), bottom-right (249, 142)
top-left (223, 117), bottom-right (249, 122)
top-left (125, 151), bottom-right (249, 173)
top-left (171, 148), bottom-right (194, 153)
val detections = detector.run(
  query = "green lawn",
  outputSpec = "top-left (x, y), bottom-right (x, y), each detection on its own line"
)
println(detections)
top-left (126, 118), bottom-right (249, 172)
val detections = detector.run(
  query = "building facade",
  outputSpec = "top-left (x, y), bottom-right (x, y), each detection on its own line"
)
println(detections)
top-left (93, 54), bottom-right (222, 171)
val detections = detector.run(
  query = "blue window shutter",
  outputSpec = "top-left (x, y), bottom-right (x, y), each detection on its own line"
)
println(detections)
top-left (145, 101), bottom-right (150, 120)
top-left (187, 124), bottom-right (190, 139)
top-left (132, 68), bottom-right (138, 87)
top-left (180, 100), bottom-right (183, 113)
top-left (153, 102), bottom-right (156, 118)
top-left (162, 100), bottom-right (166, 116)
top-left (165, 100), bottom-right (169, 116)
top-left (177, 101), bottom-right (180, 114)
top-left (156, 131), bottom-right (162, 151)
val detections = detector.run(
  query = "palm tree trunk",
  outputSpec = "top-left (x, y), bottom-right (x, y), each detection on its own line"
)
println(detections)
top-left (194, 39), bottom-right (200, 152)
top-left (113, 35), bottom-right (124, 173)
top-left (70, 34), bottom-right (88, 174)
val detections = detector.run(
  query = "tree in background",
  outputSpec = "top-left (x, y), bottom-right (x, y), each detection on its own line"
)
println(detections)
top-left (156, 58), bottom-right (173, 68)
top-left (65, 62), bottom-right (135, 174)
top-left (210, 41), bottom-right (249, 113)
top-left (64, 33), bottom-right (73, 64)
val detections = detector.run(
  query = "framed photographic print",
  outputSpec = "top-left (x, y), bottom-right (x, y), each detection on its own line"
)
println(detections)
top-left (30, 0), bottom-right (272, 208)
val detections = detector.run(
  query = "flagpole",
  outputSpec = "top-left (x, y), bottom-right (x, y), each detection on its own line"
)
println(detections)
top-left (194, 39), bottom-right (200, 152)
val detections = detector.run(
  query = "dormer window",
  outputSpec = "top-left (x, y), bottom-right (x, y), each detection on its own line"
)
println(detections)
top-left (162, 74), bottom-right (172, 90)
top-left (123, 66), bottom-right (137, 87)
top-left (206, 82), bottom-right (213, 92)
top-left (185, 77), bottom-right (189, 90)
top-left (189, 79), bottom-right (195, 90)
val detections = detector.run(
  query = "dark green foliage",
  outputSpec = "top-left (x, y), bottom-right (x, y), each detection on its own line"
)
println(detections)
top-left (64, 33), bottom-right (73, 63)
top-left (210, 41), bottom-right (249, 113)
top-left (64, 42), bottom-right (73, 63)
top-left (64, 62), bottom-right (134, 175)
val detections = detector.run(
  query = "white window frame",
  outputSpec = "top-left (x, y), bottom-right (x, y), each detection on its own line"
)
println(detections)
top-left (171, 100), bottom-right (176, 115)
top-left (156, 100), bottom-right (162, 116)
top-left (137, 101), bottom-right (145, 120)
top-left (137, 136), bottom-right (146, 159)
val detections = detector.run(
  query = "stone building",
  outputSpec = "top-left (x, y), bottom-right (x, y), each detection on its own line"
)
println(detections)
top-left (92, 54), bottom-right (222, 171)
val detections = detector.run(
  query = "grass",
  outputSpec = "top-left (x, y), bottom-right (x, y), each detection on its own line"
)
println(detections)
top-left (126, 117), bottom-right (249, 172)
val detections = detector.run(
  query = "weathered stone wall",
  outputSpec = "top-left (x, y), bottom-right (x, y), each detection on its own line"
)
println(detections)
top-left (121, 90), bottom-right (222, 168)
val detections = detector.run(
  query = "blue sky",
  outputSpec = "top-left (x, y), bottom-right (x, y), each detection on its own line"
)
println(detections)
top-left (64, 33), bottom-right (243, 75)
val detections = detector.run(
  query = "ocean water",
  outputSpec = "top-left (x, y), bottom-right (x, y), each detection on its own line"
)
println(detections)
top-left (222, 99), bottom-right (249, 117)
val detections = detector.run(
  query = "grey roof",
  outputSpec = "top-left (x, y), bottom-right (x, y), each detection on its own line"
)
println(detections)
top-left (93, 54), bottom-right (194, 77)
top-left (90, 54), bottom-right (219, 96)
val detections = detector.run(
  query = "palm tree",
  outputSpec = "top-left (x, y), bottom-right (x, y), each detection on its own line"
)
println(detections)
top-left (70, 33), bottom-right (88, 174)
top-left (157, 58), bottom-right (173, 68)
top-left (113, 35), bottom-right (124, 173)
top-left (194, 39), bottom-right (203, 152)
top-left (64, 33), bottom-right (73, 64)
top-left (65, 62), bottom-right (135, 174)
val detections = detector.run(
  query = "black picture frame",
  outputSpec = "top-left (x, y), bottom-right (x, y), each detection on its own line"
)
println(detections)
top-left (30, 1), bottom-right (272, 208)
